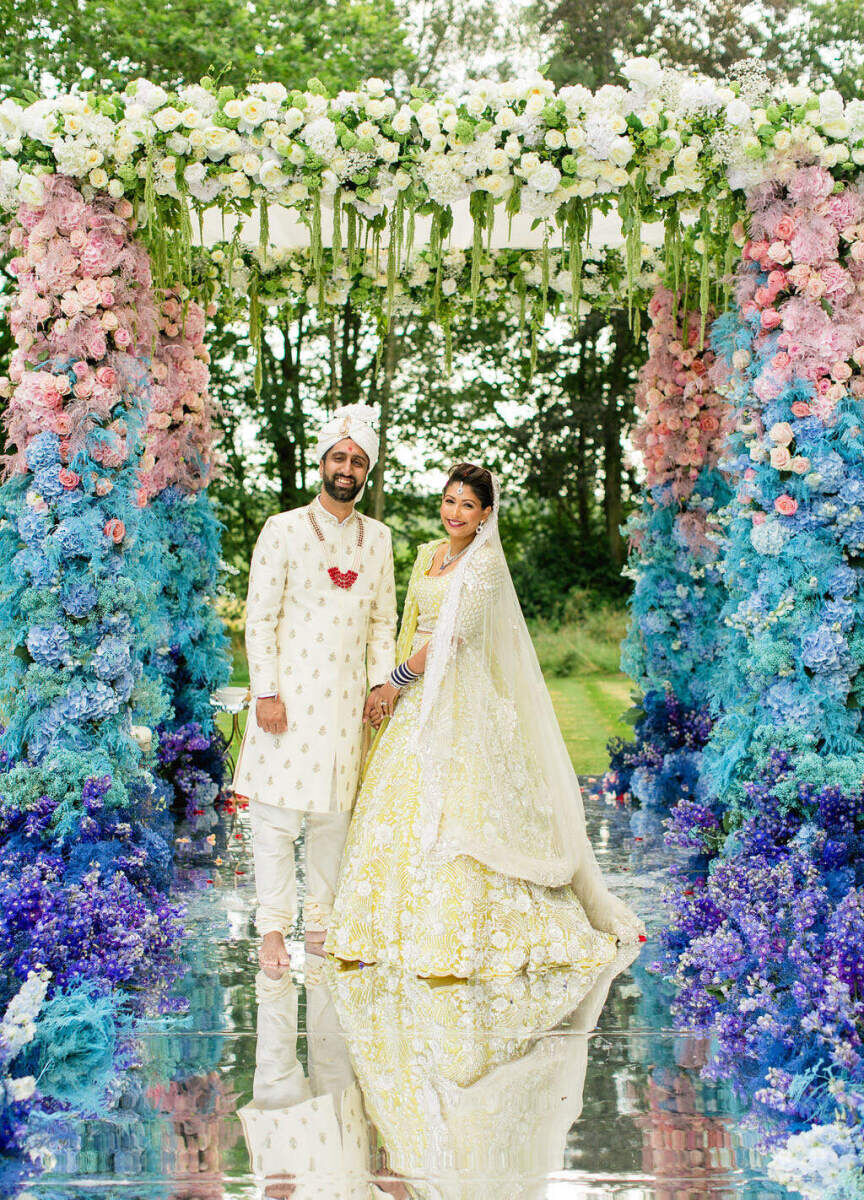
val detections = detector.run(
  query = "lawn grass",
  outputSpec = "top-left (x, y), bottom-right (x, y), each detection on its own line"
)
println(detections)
top-left (215, 652), bottom-right (634, 777)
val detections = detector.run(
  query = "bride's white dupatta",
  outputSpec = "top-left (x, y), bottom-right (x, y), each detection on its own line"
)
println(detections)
top-left (411, 474), bottom-right (645, 944)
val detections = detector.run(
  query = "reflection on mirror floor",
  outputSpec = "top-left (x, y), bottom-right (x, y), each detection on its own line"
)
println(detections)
top-left (17, 792), bottom-right (793, 1199)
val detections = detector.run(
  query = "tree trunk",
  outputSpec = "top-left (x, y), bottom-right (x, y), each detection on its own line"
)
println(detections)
top-left (372, 324), bottom-right (398, 521)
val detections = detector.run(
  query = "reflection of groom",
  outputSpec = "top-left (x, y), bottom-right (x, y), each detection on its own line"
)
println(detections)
top-left (233, 404), bottom-right (396, 967)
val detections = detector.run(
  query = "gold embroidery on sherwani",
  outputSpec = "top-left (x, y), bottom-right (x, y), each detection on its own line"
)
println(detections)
top-left (233, 501), bottom-right (396, 814)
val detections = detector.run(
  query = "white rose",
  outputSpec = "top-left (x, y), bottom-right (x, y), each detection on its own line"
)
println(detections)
top-left (203, 126), bottom-right (230, 156)
top-left (640, 107), bottom-right (660, 128)
top-left (622, 56), bottom-right (664, 91)
top-left (89, 167), bottom-right (108, 188)
top-left (574, 177), bottom-right (596, 197)
top-left (320, 168), bottom-right (339, 194)
top-left (283, 107), bottom-right (304, 133)
top-left (188, 128), bottom-right (205, 149)
top-left (565, 126), bottom-right (585, 149)
top-left (114, 132), bottom-right (137, 160)
top-left (822, 117), bottom-right (850, 138)
top-left (545, 128), bottom-right (565, 149)
top-left (107, 178), bottom-right (124, 198)
top-left (525, 93), bottom-right (545, 116)
top-left (227, 170), bottom-right (250, 196)
top-left (288, 144), bottom-right (306, 165)
top-left (441, 112), bottom-right (458, 133)
top-left (63, 113), bottom-right (83, 135)
top-left (394, 169), bottom-right (411, 189)
top-left (379, 139), bottom-right (399, 163)
top-left (774, 129), bottom-right (792, 150)
top-left (365, 98), bottom-right (387, 120)
top-left (429, 133), bottom-right (447, 153)
top-left (285, 181), bottom-right (308, 201)
top-left (419, 119), bottom-right (440, 140)
top-left (496, 106), bottom-right (517, 131)
top-left (240, 97), bottom-right (267, 126)
top-left (223, 98), bottom-right (243, 120)
top-left (392, 107), bottom-right (412, 135)
top-left (441, 277), bottom-right (458, 296)
top-left (486, 147), bottom-right (509, 172)
top-left (725, 98), bottom-right (751, 127)
top-left (153, 106), bottom-right (182, 132)
top-left (676, 144), bottom-right (698, 170)
top-left (241, 153), bottom-right (261, 175)
top-left (609, 135), bottom-right (634, 166)
top-left (530, 162), bottom-right (561, 192)
top-left (786, 84), bottom-right (812, 106)
top-left (466, 94), bottom-right (486, 117)
top-left (365, 77), bottom-right (387, 97)
top-left (819, 89), bottom-right (845, 118)
top-left (158, 156), bottom-right (176, 175)
top-left (18, 173), bottom-right (45, 205)
top-left (520, 151), bottom-right (541, 175)
top-left (482, 173), bottom-right (511, 196)
top-left (184, 161), bottom-right (206, 186)
top-left (852, 146), bottom-right (864, 165)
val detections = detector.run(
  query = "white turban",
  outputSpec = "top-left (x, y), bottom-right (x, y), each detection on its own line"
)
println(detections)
top-left (314, 403), bottom-right (379, 471)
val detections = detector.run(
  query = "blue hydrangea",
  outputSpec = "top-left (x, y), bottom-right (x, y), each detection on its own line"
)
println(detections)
top-left (751, 520), bottom-right (789, 556)
top-left (54, 516), bottom-right (100, 560)
top-left (801, 626), bottom-right (849, 673)
top-left (26, 624), bottom-right (71, 667)
top-left (31, 467), bottom-right (65, 500)
top-left (91, 636), bottom-right (131, 682)
top-left (16, 512), bottom-right (48, 544)
top-left (826, 565), bottom-right (857, 599)
top-left (24, 432), bottom-right (60, 473)
top-left (61, 582), bottom-right (98, 618)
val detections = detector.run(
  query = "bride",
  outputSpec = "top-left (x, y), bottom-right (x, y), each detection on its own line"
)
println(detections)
top-left (324, 463), bottom-right (645, 978)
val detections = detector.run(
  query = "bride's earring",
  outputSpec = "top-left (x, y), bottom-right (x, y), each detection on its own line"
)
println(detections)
top-left (477, 520), bottom-right (486, 532)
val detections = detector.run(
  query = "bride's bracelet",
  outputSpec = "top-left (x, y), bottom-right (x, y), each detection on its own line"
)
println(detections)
top-left (389, 661), bottom-right (419, 689)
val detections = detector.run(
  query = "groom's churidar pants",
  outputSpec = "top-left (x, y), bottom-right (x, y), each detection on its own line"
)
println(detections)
top-left (250, 798), bottom-right (350, 936)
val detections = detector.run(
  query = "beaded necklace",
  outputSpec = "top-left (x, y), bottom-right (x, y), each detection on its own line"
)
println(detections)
top-left (307, 505), bottom-right (364, 589)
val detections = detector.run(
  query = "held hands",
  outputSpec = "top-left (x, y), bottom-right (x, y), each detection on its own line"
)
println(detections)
top-left (363, 682), bottom-right (401, 728)
top-left (256, 695), bottom-right (288, 735)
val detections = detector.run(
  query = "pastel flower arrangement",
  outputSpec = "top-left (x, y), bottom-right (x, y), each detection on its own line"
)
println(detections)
top-left (596, 285), bottom-right (731, 816)
top-left (0, 173), bottom-right (229, 1184)
top-left (654, 166), bottom-right (864, 1188)
top-left (1, 68), bottom-right (863, 297)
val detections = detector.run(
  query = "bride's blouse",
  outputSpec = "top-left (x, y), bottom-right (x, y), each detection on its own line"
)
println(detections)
top-left (414, 563), bottom-right (452, 635)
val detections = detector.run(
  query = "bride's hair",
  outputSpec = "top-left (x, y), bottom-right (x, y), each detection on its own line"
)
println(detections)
top-left (444, 463), bottom-right (495, 510)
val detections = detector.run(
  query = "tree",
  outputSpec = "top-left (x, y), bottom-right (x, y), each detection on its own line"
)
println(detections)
top-left (530, 0), bottom-right (797, 87)
top-left (0, 0), bottom-right (413, 96)
top-left (793, 0), bottom-right (864, 98)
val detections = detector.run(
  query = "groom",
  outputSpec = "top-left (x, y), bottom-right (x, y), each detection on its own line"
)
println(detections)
top-left (233, 404), bottom-right (396, 967)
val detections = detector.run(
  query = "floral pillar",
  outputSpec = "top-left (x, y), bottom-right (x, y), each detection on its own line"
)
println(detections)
top-left (658, 167), bottom-right (864, 1165)
top-left (0, 176), bottom-right (198, 1012)
top-left (139, 290), bottom-right (231, 828)
top-left (601, 286), bottom-right (732, 827)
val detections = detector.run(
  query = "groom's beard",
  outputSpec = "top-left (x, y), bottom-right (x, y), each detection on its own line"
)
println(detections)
top-left (322, 468), bottom-right (366, 502)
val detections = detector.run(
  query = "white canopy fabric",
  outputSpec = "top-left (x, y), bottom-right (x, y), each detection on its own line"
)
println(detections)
top-left (201, 200), bottom-right (667, 252)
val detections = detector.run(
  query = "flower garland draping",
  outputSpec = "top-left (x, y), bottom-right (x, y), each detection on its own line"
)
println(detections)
top-left (598, 286), bottom-right (731, 829)
top-left (2, 65), bottom-right (861, 324)
top-left (656, 165), bottom-right (864, 1188)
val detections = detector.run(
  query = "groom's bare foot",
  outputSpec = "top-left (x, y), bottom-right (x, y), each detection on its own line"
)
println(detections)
top-left (259, 931), bottom-right (291, 968)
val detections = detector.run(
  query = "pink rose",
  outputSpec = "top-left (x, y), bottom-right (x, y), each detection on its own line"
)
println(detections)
top-left (752, 511), bottom-right (767, 525)
top-left (95, 365), bottom-right (116, 387)
top-left (104, 518), bottom-right (126, 544)
top-left (113, 327), bottom-right (131, 348)
top-left (774, 214), bottom-right (796, 241)
top-left (774, 494), bottom-right (798, 516)
top-left (790, 456), bottom-right (810, 474)
top-left (58, 468), bottom-right (80, 490)
top-left (770, 445), bottom-right (792, 470)
top-left (831, 361), bottom-right (852, 382)
top-left (790, 401), bottom-right (811, 418)
top-left (72, 378), bottom-right (93, 399)
top-left (761, 308), bottom-right (783, 330)
top-left (51, 413), bottom-right (73, 436)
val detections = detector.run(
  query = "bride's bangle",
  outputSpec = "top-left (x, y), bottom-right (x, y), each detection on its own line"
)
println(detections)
top-left (390, 661), bottom-right (419, 689)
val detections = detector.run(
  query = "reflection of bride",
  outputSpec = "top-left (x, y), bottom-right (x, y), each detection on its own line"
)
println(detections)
top-left (326, 463), bottom-right (644, 978)
top-left (325, 951), bottom-right (637, 1200)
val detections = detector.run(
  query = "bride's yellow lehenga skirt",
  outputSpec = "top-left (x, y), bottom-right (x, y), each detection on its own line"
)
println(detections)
top-left (325, 670), bottom-right (618, 979)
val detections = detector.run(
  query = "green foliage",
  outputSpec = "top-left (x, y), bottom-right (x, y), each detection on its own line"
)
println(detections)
top-left (0, 0), bottom-right (413, 96)
top-left (529, 590), bottom-right (629, 677)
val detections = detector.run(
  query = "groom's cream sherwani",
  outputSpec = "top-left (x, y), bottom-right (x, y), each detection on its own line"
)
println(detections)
top-left (234, 497), bottom-right (396, 812)
top-left (234, 496), bottom-right (396, 936)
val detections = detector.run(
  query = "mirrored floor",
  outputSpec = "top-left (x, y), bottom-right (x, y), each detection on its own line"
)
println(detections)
top-left (17, 793), bottom-right (793, 1199)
